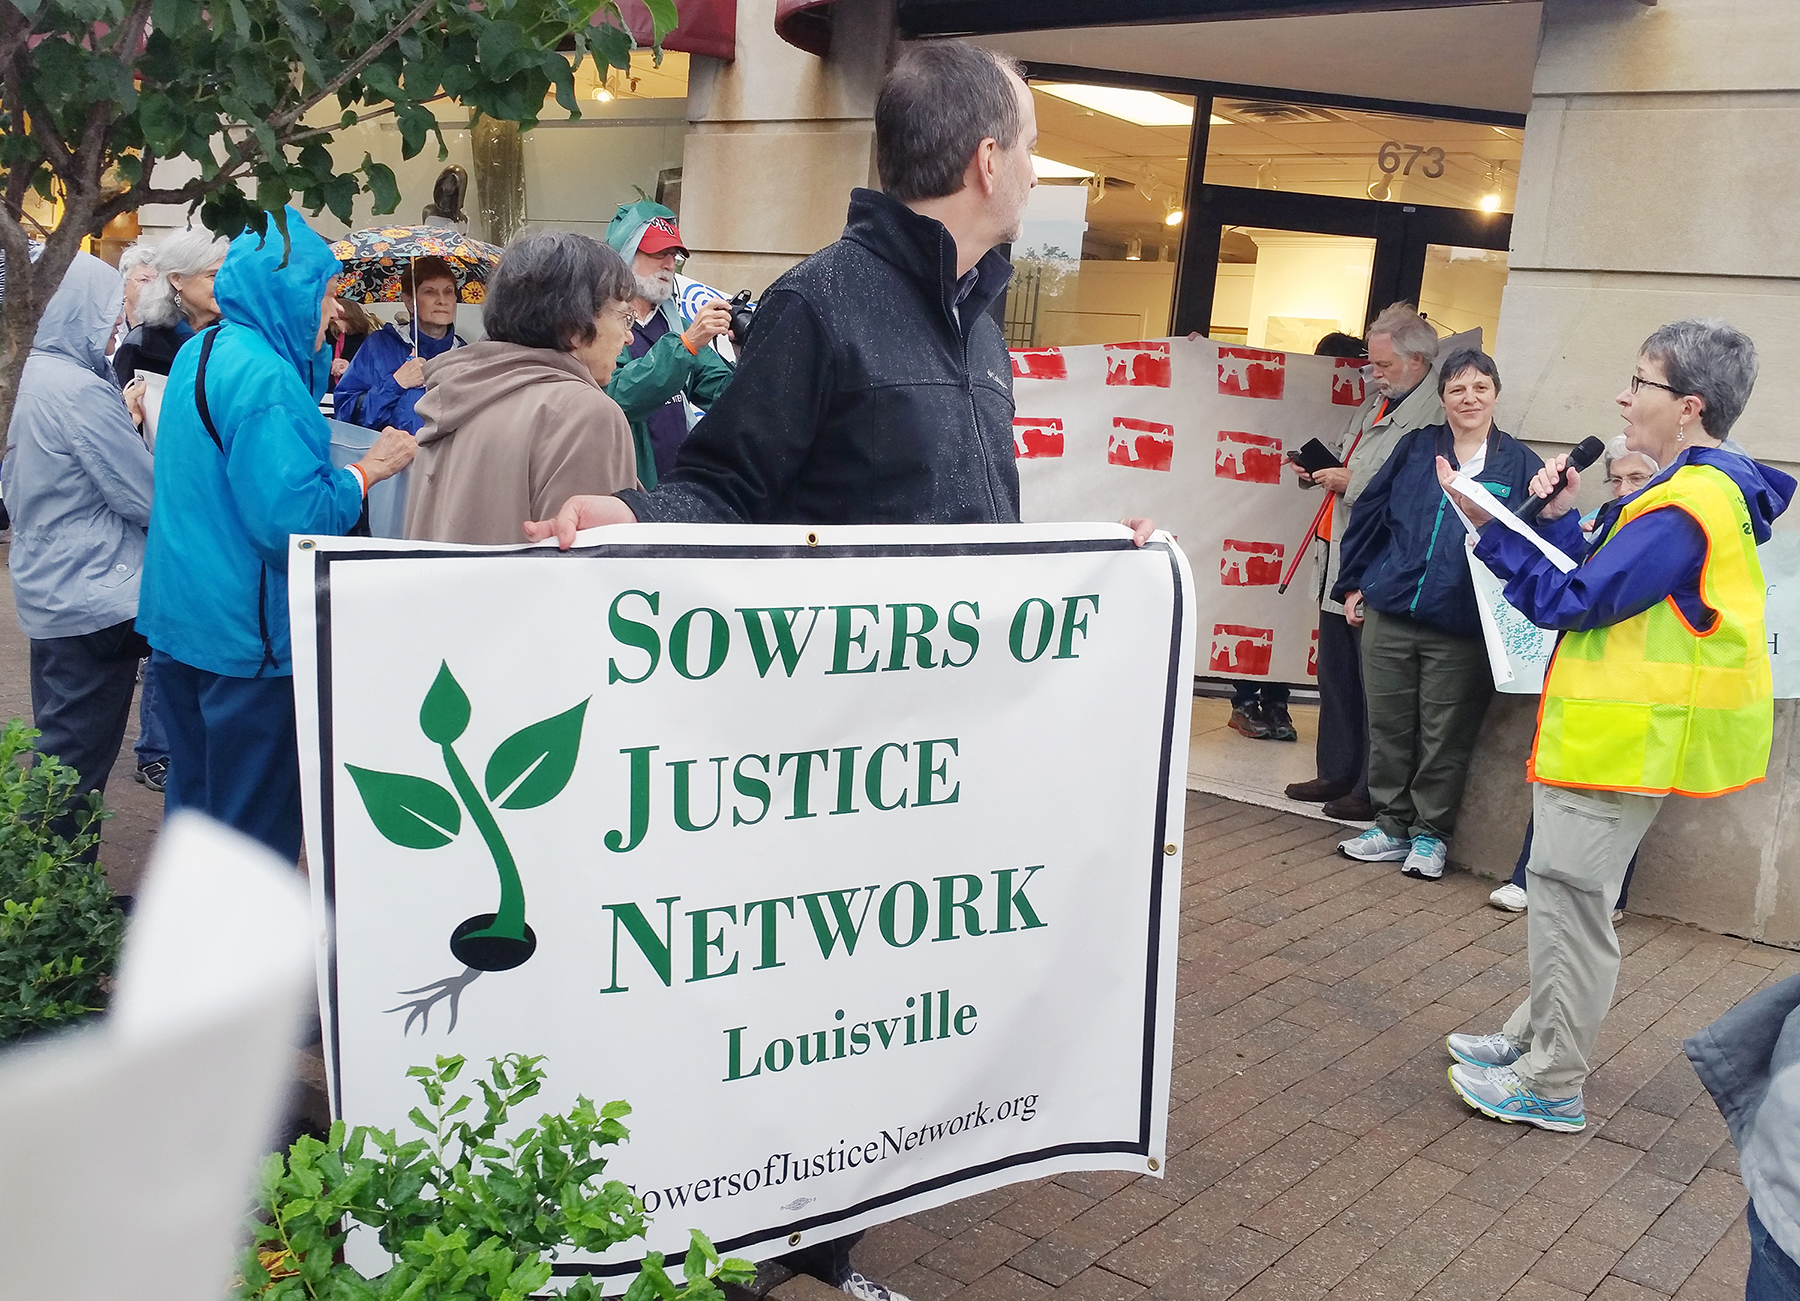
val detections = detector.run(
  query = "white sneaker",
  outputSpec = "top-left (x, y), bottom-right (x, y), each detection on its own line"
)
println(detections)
top-left (1489, 883), bottom-right (1528, 912)
top-left (1403, 835), bottom-right (1447, 880)
top-left (839, 1274), bottom-right (911, 1301)
top-left (1339, 827), bottom-right (1411, 862)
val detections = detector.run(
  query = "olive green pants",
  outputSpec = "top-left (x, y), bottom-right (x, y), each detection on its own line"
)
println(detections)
top-left (1359, 605), bottom-right (1493, 841)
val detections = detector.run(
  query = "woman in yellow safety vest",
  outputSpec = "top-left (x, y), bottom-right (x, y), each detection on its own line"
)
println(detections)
top-left (1432, 319), bottom-right (1793, 1135)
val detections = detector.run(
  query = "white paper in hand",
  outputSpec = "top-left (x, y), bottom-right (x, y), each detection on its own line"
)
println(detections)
top-left (1450, 475), bottom-right (1578, 573)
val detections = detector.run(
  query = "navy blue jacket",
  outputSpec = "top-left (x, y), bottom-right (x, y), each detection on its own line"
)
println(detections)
top-left (1334, 423), bottom-right (1543, 639)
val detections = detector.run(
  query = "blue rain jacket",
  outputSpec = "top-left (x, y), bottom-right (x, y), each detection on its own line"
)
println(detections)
top-left (138, 209), bottom-right (363, 677)
top-left (1475, 444), bottom-right (1793, 632)
top-left (334, 319), bottom-right (462, 433)
top-left (3, 252), bottom-right (155, 638)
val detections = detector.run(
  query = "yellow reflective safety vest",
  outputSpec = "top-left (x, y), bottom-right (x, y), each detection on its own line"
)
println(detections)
top-left (1530, 463), bottom-right (1773, 798)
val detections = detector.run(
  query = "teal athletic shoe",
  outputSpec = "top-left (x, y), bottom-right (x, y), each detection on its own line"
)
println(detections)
top-left (1446, 1032), bottom-right (1523, 1069)
top-left (1403, 835), bottom-right (1447, 880)
top-left (1339, 827), bottom-right (1411, 862)
top-left (1448, 1063), bottom-right (1585, 1133)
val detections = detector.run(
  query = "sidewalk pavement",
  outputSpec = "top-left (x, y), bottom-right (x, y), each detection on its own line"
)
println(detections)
top-left (2, 555), bottom-right (1789, 1300)
top-left (793, 794), bottom-right (1800, 1301)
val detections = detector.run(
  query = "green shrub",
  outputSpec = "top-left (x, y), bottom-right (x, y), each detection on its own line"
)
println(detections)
top-left (240, 1052), bottom-right (756, 1301)
top-left (0, 718), bottom-right (120, 1045)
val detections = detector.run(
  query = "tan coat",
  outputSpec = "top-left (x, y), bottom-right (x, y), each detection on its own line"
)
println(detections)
top-left (1314, 371), bottom-right (1446, 614)
top-left (404, 340), bottom-right (639, 545)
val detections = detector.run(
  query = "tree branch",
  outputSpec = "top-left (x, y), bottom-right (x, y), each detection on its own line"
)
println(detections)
top-left (270, 0), bottom-right (444, 131)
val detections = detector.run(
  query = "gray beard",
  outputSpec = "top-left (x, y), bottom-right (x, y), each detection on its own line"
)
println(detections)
top-left (636, 273), bottom-right (673, 306)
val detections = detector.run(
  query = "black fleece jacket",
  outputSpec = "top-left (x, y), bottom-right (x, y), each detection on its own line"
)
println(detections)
top-left (616, 188), bottom-right (1020, 526)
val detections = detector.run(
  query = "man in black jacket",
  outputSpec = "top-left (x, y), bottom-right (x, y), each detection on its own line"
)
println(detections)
top-left (524, 44), bottom-right (1152, 544)
top-left (525, 42), bottom-right (1148, 1301)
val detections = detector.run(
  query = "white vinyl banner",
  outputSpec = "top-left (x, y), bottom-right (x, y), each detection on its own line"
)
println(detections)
top-left (1011, 336), bottom-right (1361, 686)
top-left (291, 523), bottom-right (1193, 1284)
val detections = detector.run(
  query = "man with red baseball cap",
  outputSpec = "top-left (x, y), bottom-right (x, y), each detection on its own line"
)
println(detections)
top-left (603, 200), bottom-right (734, 488)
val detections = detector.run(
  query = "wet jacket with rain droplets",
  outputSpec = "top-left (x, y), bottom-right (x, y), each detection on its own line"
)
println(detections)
top-left (617, 187), bottom-right (1021, 526)
top-left (138, 209), bottom-right (364, 678)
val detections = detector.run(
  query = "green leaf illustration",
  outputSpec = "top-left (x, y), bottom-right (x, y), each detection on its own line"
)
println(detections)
top-left (483, 699), bottom-right (590, 810)
top-left (346, 764), bottom-right (462, 849)
top-left (420, 661), bottom-right (471, 744)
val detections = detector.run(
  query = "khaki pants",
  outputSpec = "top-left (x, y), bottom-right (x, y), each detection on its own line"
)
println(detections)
top-left (1503, 783), bottom-right (1663, 1095)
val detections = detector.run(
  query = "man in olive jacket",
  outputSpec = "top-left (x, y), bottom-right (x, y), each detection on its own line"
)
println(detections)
top-left (603, 200), bottom-right (733, 489)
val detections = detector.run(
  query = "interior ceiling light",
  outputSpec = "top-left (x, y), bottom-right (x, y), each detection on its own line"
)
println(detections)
top-left (1478, 193), bottom-right (1502, 213)
top-left (1124, 235), bottom-right (1143, 261)
top-left (1032, 154), bottom-right (1094, 180)
top-left (1164, 203), bottom-right (1184, 226)
top-left (1479, 160), bottom-right (1505, 213)
top-left (1037, 83), bottom-right (1194, 127)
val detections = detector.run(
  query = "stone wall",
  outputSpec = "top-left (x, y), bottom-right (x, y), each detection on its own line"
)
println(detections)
top-left (1468, 0), bottom-right (1800, 947)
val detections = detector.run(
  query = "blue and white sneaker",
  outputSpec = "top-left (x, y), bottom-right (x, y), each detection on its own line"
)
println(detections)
top-left (1446, 1032), bottom-right (1522, 1068)
top-left (1339, 827), bottom-right (1411, 862)
top-left (1403, 835), bottom-right (1447, 879)
top-left (1448, 1063), bottom-right (1585, 1133)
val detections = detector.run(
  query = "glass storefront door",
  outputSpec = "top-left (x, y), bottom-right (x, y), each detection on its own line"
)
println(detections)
top-left (1211, 228), bottom-right (1375, 351)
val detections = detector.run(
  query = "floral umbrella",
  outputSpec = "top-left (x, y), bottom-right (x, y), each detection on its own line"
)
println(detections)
top-left (328, 224), bottom-right (502, 305)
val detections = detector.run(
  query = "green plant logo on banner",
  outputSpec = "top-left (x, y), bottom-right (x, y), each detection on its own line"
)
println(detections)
top-left (347, 662), bottom-right (588, 974)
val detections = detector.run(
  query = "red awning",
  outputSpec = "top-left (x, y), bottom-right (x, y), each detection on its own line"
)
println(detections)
top-left (612, 0), bottom-right (737, 61)
top-left (774, 0), bottom-right (835, 56)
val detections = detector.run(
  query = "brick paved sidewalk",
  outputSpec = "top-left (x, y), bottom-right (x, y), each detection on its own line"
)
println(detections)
top-left (789, 793), bottom-right (1800, 1301)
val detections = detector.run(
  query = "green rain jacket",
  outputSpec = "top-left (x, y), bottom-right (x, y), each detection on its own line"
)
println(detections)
top-left (604, 199), bottom-right (734, 489)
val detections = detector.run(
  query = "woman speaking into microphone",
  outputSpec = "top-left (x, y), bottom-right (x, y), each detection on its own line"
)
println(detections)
top-left (1434, 319), bottom-right (1792, 1133)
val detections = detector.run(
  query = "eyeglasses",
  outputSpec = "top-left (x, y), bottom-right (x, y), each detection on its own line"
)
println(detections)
top-left (1629, 374), bottom-right (1687, 398)
top-left (1606, 474), bottom-right (1653, 490)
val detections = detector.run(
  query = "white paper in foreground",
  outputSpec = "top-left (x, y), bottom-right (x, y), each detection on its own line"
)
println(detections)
top-left (0, 815), bottom-right (313, 1301)
top-left (1450, 474), bottom-right (1577, 573)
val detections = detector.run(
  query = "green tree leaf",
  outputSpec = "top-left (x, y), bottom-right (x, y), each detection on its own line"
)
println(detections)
top-left (483, 699), bottom-right (589, 809)
top-left (419, 661), bottom-right (471, 744)
top-left (345, 765), bottom-right (462, 849)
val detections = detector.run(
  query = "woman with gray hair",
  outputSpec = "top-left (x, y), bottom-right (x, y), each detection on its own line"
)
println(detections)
top-left (112, 227), bottom-right (229, 385)
top-left (404, 229), bottom-right (639, 544)
top-left (1440, 318), bottom-right (1793, 1135)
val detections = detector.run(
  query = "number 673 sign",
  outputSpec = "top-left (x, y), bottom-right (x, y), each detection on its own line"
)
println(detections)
top-left (1378, 140), bottom-right (1445, 179)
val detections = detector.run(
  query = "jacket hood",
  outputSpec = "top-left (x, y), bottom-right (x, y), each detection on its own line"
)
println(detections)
top-left (414, 339), bottom-right (599, 445)
top-left (841, 188), bottom-right (1013, 332)
top-left (1682, 445), bottom-right (1793, 543)
top-left (212, 206), bottom-right (339, 400)
top-left (34, 252), bottom-right (123, 380)
top-left (606, 199), bottom-right (678, 260)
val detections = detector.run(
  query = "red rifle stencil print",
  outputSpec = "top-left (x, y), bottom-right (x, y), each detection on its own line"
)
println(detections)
top-left (1210, 625), bottom-right (1275, 676)
top-left (1332, 357), bottom-right (1368, 406)
top-left (1221, 539), bottom-right (1284, 587)
top-left (1011, 347), bottom-right (1068, 380)
top-left (1215, 430), bottom-right (1283, 484)
top-left (1108, 417), bottom-right (1174, 472)
top-left (1012, 417), bottom-right (1064, 459)
top-left (1308, 628), bottom-right (1320, 678)
top-left (1218, 346), bottom-right (1286, 399)
top-left (1104, 340), bottom-right (1171, 388)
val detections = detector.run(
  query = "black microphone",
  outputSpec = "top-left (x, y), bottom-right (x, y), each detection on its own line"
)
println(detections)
top-left (1517, 436), bottom-right (1606, 523)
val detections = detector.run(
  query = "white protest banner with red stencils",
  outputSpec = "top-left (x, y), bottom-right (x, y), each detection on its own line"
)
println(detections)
top-left (1012, 336), bottom-right (1363, 686)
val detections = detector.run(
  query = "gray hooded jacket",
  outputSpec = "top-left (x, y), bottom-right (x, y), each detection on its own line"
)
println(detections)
top-left (3, 253), bottom-right (155, 638)
top-left (1685, 972), bottom-right (1800, 1265)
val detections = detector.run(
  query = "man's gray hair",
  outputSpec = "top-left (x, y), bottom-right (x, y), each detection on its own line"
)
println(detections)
top-left (876, 43), bottom-right (1026, 204)
top-left (1604, 434), bottom-right (1658, 476)
top-left (1639, 318), bottom-right (1758, 438)
top-left (139, 227), bottom-right (230, 328)
top-left (1366, 302), bottom-right (1440, 366)
top-left (483, 229), bottom-right (634, 352)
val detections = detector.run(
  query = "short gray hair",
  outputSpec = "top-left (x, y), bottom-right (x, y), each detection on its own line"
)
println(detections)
top-left (1639, 318), bottom-right (1758, 438)
top-left (1604, 434), bottom-right (1658, 476)
top-left (116, 242), bottom-right (157, 277)
top-left (482, 229), bottom-right (634, 352)
top-left (1366, 302), bottom-right (1440, 367)
top-left (876, 43), bottom-right (1026, 204)
top-left (139, 227), bottom-right (229, 328)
